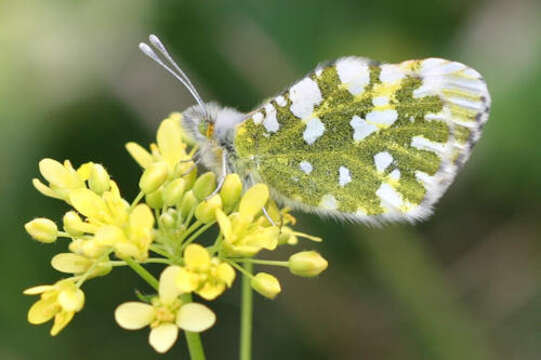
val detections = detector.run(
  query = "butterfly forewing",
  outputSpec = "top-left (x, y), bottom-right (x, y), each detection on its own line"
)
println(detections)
top-left (234, 57), bottom-right (490, 224)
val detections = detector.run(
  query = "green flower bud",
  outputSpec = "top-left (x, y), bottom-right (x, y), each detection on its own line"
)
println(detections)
top-left (174, 162), bottom-right (198, 190)
top-left (145, 189), bottom-right (164, 209)
top-left (192, 172), bottom-right (216, 201)
top-left (179, 190), bottom-right (198, 219)
top-left (25, 218), bottom-right (58, 243)
top-left (220, 174), bottom-right (242, 213)
top-left (194, 195), bottom-right (223, 224)
top-left (159, 212), bottom-right (175, 228)
top-left (88, 163), bottom-right (110, 195)
top-left (139, 161), bottom-right (169, 194)
top-left (162, 178), bottom-right (185, 206)
top-left (289, 251), bottom-right (328, 277)
top-left (251, 273), bottom-right (281, 299)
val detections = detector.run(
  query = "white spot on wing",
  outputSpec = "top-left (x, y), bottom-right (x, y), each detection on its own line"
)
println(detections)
top-left (253, 112), bottom-right (263, 125)
top-left (411, 136), bottom-right (447, 155)
top-left (372, 96), bottom-right (389, 106)
top-left (350, 115), bottom-right (377, 141)
top-left (303, 117), bottom-right (325, 144)
top-left (299, 161), bottom-right (313, 174)
top-left (366, 109), bottom-right (398, 126)
top-left (389, 169), bottom-right (401, 181)
top-left (336, 57), bottom-right (370, 95)
top-left (275, 96), bottom-right (287, 107)
top-left (289, 78), bottom-right (323, 119)
top-left (338, 166), bottom-right (352, 187)
top-left (379, 64), bottom-right (405, 84)
top-left (319, 194), bottom-right (338, 210)
top-left (376, 183), bottom-right (404, 209)
top-left (374, 151), bottom-right (393, 173)
top-left (263, 104), bottom-right (280, 133)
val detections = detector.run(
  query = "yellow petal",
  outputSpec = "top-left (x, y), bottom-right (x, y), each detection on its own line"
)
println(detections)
top-left (184, 244), bottom-right (211, 272)
top-left (51, 253), bottom-right (92, 274)
top-left (196, 282), bottom-right (226, 301)
top-left (69, 188), bottom-right (111, 223)
top-left (216, 263), bottom-right (236, 287)
top-left (115, 302), bottom-right (154, 330)
top-left (129, 204), bottom-right (155, 233)
top-left (159, 266), bottom-right (182, 305)
top-left (24, 285), bottom-right (54, 295)
top-left (50, 311), bottom-right (75, 336)
top-left (215, 209), bottom-right (232, 240)
top-left (32, 178), bottom-right (62, 199)
top-left (239, 184), bottom-right (269, 221)
top-left (149, 323), bottom-right (179, 353)
top-left (39, 158), bottom-right (82, 189)
top-left (176, 303), bottom-right (216, 332)
top-left (114, 242), bottom-right (143, 260)
top-left (157, 118), bottom-right (185, 167)
top-left (28, 298), bottom-right (58, 324)
top-left (176, 268), bottom-right (199, 293)
top-left (57, 288), bottom-right (85, 312)
top-left (95, 226), bottom-right (127, 246)
top-left (126, 142), bottom-right (154, 169)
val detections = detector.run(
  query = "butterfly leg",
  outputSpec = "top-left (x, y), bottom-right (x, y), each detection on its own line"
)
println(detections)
top-left (206, 150), bottom-right (227, 200)
top-left (180, 157), bottom-right (201, 177)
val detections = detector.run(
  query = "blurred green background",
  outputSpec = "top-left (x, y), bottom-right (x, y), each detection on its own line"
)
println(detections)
top-left (1, 0), bottom-right (540, 359)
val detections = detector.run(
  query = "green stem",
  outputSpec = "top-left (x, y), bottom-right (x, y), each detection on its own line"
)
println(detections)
top-left (234, 258), bottom-right (289, 267)
top-left (130, 191), bottom-right (145, 209)
top-left (240, 262), bottom-right (253, 360)
top-left (180, 293), bottom-right (206, 360)
top-left (180, 222), bottom-right (215, 252)
top-left (124, 257), bottom-right (159, 291)
top-left (109, 258), bottom-right (172, 267)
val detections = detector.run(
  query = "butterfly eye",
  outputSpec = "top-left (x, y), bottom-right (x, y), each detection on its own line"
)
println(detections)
top-left (198, 121), bottom-right (214, 138)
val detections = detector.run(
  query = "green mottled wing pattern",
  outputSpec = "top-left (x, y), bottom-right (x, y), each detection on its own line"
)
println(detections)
top-left (234, 57), bottom-right (490, 223)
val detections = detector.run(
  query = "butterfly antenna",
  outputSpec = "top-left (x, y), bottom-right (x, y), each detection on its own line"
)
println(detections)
top-left (138, 36), bottom-right (207, 112)
top-left (148, 35), bottom-right (204, 104)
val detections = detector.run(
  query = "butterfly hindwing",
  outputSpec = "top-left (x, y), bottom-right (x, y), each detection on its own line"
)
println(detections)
top-left (234, 57), bottom-right (490, 224)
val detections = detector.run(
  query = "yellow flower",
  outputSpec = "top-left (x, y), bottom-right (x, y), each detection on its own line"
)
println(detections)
top-left (32, 159), bottom-right (87, 201)
top-left (51, 253), bottom-right (112, 278)
top-left (175, 244), bottom-right (236, 300)
top-left (126, 116), bottom-right (195, 181)
top-left (216, 184), bottom-right (279, 257)
top-left (115, 266), bottom-right (215, 353)
top-left (64, 180), bottom-right (154, 260)
top-left (24, 279), bottom-right (85, 336)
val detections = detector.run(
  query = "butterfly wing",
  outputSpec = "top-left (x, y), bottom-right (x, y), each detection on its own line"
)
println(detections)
top-left (234, 57), bottom-right (490, 224)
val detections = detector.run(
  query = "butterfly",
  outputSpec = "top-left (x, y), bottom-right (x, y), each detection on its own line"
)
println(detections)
top-left (139, 35), bottom-right (490, 225)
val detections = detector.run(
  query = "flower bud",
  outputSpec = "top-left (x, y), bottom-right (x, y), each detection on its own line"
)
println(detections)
top-left (58, 287), bottom-right (85, 312)
top-left (288, 251), bottom-right (328, 277)
top-left (194, 195), bottom-right (222, 223)
top-left (220, 174), bottom-right (242, 213)
top-left (63, 211), bottom-right (84, 236)
top-left (251, 273), bottom-right (281, 299)
top-left (145, 189), bottom-right (164, 209)
top-left (88, 164), bottom-right (110, 195)
top-left (162, 178), bottom-right (185, 206)
top-left (25, 218), bottom-right (58, 243)
top-left (179, 191), bottom-right (198, 219)
top-left (159, 212), bottom-right (175, 228)
top-left (192, 172), bottom-right (216, 201)
top-left (139, 161), bottom-right (169, 194)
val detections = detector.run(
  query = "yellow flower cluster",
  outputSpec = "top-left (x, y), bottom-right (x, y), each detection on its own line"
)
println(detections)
top-left (24, 113), bottom-right (328, 353)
